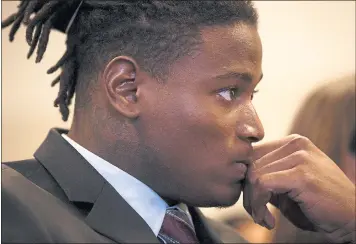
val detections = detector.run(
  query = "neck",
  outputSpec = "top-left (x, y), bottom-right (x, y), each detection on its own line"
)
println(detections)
top-left (68, 126), bottom-right (181, 206)
top-left (68, 115), bottom-right (185, 207)
top-left (68, 112), bottom-right (140, 170)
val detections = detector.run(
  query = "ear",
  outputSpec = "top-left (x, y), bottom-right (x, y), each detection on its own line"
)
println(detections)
top-left (102, 56), bottom-right (140, 119)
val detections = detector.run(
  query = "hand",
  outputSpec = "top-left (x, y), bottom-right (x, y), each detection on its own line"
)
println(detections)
top-left (243, 134), bottom-right (356, 243)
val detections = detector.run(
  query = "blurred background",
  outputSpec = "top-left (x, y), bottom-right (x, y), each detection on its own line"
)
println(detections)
top-left (2, 1), bottom-right (355, 243)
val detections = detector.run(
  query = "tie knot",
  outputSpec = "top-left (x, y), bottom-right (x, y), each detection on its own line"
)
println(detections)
top-left (158, 208), bottom-right (199, 243)
top-left (166, 208), bottom-right (195, 231)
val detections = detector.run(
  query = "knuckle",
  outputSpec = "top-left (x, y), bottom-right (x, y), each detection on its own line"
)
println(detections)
top-left (295, 165), bottom-right (313, 189)
top-left (295, 163), bottom-right (305, 176)
top-left (304, 170), bottom-right (317, 188)
top-left (291, 150), bottom-right (309, 162)
top-left (288, 134), bottom-right (300, 140)
top-left (289, 134), bottom-right (310, 150)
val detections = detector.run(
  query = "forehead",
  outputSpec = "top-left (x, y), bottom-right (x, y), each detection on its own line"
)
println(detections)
top-left (167, 23), bottom-right (263, 86)
top-left (201, 23), bottom-right (262, 68)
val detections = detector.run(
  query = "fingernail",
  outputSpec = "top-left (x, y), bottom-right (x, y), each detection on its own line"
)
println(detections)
top-left (264, 222), bottom-right (272, 230)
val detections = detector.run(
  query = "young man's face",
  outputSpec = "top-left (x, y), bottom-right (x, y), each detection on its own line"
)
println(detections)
top-left (138, 23), bottom-right (264, 207)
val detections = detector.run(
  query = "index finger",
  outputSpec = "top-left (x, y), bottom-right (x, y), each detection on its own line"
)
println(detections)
top-left (252, 134), bottom-right (299, 161)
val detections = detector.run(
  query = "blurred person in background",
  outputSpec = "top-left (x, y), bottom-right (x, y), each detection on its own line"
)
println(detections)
top-left (273, 74), bottom-right (356, 243)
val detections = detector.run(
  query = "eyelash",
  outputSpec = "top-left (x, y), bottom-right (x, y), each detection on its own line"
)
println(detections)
top-left (251, 89), bottom-right (259, 99)
top-left (218, 87), bottom-right (259, 101)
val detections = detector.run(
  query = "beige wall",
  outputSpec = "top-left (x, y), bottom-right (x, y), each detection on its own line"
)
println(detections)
top-left (1, 1), bottom-right (355, 219)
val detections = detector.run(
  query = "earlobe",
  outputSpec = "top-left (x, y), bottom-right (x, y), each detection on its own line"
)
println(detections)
top-left (103, 56), bottom-right (140, 119)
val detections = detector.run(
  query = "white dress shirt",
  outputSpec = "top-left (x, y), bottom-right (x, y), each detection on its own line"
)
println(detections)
top-left (62, 134), bottom-right (193, 236)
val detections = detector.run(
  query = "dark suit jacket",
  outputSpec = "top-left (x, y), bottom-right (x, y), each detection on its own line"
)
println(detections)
top-left (2, 128), bottom-right (247, 243)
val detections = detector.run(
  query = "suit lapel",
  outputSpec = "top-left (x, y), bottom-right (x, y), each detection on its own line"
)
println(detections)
top-left (34, 128), bottom-right (159, 243)
top-left (86, 182), bottom-right (159, 243)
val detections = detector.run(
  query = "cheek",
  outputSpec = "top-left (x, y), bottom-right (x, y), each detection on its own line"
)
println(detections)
top-left (150, 95), bottom-right (234, 164)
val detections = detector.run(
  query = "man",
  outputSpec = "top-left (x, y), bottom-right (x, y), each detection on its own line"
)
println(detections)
top-left (2, 1), bottom-right (355, 243)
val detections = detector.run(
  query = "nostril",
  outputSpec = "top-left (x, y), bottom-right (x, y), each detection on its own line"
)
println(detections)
top-left (236, 123), bottom-right (265, 143)
top-left (247, 136), bottom-right (260, 143)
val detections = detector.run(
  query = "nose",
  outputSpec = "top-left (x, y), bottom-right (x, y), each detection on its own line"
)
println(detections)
top-left (236, 104), bottom-right (265, 143)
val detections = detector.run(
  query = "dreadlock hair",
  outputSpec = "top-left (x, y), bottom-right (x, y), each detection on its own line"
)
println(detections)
top-left (2, 0), bottom-right (258, 121)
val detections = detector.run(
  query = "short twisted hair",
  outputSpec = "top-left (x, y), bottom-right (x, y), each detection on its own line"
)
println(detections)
top-left (2, 0), bottom-right (258, 121)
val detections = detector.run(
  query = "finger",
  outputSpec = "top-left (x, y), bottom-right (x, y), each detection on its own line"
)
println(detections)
top-left (258, 168), bottom-right (301, 195)
top-left (243, 183), bottom-right (252, 215)
top-left (254, 151), bottom-right (302, 175)
top-left (265, 208), bottom-right (275, 229)
top-left (254, 204), bottom-right (275, 229)
top-left (261, 207), bottom-right (275, 230)
top-left (244, 186), bottom-right (275, 230)
top-left (251, 184), bottom-right (272, 225)
top-left (252, 134), bottom-right (299, 161)
top-left (249, 169), bottom-right (301, 229)
top-left (249, 186), bottom-right (276, 229)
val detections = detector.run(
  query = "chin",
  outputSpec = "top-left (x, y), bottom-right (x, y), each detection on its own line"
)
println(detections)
top-left (215, 184), bottom-right (242, 207)
top-left (190, 182), bottom-right (243, 208)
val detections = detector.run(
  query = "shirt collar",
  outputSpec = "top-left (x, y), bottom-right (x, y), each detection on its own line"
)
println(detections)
top-left (61, 134), bottom-right (192, 236)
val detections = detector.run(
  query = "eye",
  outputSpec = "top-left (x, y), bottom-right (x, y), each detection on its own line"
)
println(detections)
top-left (218, 87), bottom-right (239, 101)
top-left (217, 88), bottom-right (259, 101)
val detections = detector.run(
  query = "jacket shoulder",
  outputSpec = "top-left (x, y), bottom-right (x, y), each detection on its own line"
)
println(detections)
top-left (2, 160), bottom-right (72, 243)
top-left (2, 159), bottom-right (67, 200)
top-left (3, 158), bottom-right (47, 178)
top-left (2, 163), bottom-right (55, 242)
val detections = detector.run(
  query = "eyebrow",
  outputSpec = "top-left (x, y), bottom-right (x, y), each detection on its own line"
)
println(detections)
top-left (214, 72), bottom-right (263, 83)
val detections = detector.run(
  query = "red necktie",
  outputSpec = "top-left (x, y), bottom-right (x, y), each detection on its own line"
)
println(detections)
top-left (158, 208), bottom-right (199, 244)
